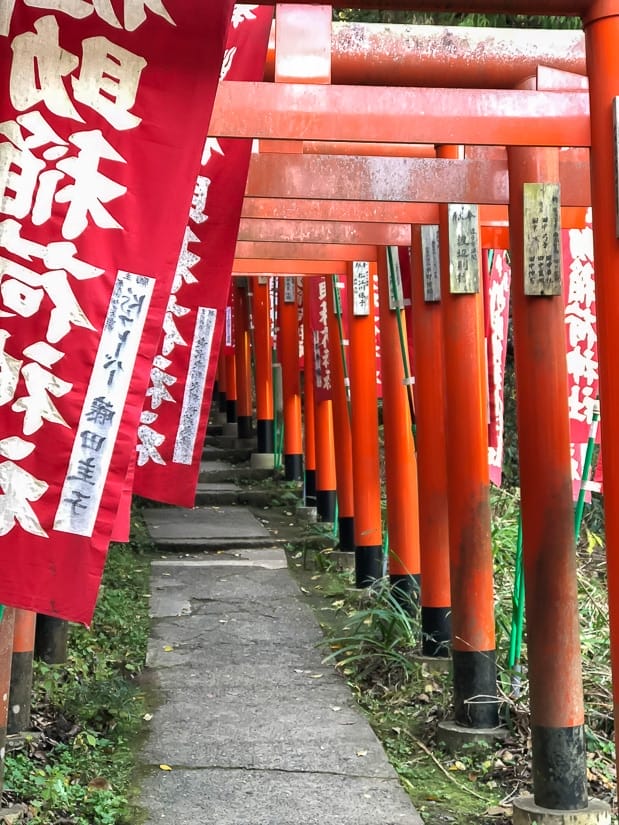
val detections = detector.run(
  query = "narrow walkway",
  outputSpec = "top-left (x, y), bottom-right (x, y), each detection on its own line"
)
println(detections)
top-left (137, 437), bottom-right (422, 825)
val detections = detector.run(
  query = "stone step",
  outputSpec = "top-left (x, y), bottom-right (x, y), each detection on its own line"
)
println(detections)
top-left (198, 460), bottom-right (274, 484)
top-left (204, 434), bottom-right (257, 451)
top-left (201, 445), bottom-right (254, 464)
top-left (194, 483), bottom-right (302, 508)
top-left (142, 505), bottom-right (286, 551)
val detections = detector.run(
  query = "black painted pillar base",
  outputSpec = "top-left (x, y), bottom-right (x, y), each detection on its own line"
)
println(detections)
top-left (316, 489), bottom-right (337, 522)
top-left (237, 415), bottom-right (253, 439)
top-left (532, 724), bottom-right (587, 810)
top-left (421, 606), bottom-right (452, 658)
top-left (8, 651), bottom-right (33, 734)
top-left (285, 453), bottom-right (303, 482)
top-left (304, 469), bottom-right (316, 505)
top-left (355, 545), bottom-right (383, 588)
top-left (257, 419), bottom-right (274, 454)
top-left (390, 573), bottom-right (421, 610)
top-left (226, 399), bottom-right (237, 424)
top-left (452, 649), bottom-right (499, 728)
top-left (338, 516), bottom-right (355, 552)
top-left (34, 615), bottom-right (69, 665)
top-left (218, 390), bottom-right (227, 413)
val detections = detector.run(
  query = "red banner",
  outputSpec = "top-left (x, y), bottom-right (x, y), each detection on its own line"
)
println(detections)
top-left (485, 250), bottom-right (511, 487)
top-left (563, 222), bottom-right (598, 446)
top-left (133, 6), bottom-right (273, 507)
top-left (371, 262), bottom-right (383, 397)
top-left (0, 2), bottom-right (233, 622)
top-left (308, 276), bottom-right (332, 402)
top-left (562, 220), bottom-right (599, 499)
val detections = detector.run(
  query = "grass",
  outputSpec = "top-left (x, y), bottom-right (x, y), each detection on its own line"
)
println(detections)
top-left (4, 476), bottom-right (614, 824)
top-left (291, 484), bottom-right (616, 824)
top-left (3, 510), bottom-right (153, 825)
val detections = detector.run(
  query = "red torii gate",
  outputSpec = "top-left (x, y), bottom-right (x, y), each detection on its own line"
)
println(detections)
top-left (212, 7), bottom-right (619, 823)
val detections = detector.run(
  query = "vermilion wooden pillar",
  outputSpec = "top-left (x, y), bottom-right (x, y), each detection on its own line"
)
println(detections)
top-left (224, 350), bottom-right (237, 429)
top-left (9, 609), bottom-right (35, 734)
top-left (303, 277), bottom-right (336, 517)
top-left (234, 280), bottom-right (254, 439)
top-left (347, 260), bottom-right (383, 586)
top-left (302, 279), bottom-right (317, 505)
top-left (326, 277), bottom-right (355, 551)
top-left (377, 247), bottom-right (421, 599)
top-left (584, 4), bottom-right (619, 767)
top-left (508, 144), bottom-right (587, 810)
top-left (438, 145), bottom-right (498, 729)
top-left (314, 398), bottom-right (337, 521)
top-left (409, 230), bottom-right (452, 656)
top-left (0, 609), bottom-right (14, 788)
top-left (278, 277), bottom-right (303, 481)
top-left (216, 353), bottom-right (227, 416)
top-left (251, 277), bottom-right (275, 462)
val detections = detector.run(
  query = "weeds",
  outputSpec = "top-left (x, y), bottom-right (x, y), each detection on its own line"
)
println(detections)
top-left (306, 484), bottom-right (616, 822)
top-left (323, 578), bottom-right (420, 688)
top-left (3, 511), bottom-right (152, 825)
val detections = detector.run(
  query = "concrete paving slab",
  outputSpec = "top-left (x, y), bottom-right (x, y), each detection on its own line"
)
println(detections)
top-left (151, 564), bottom-right (306, 604)
top-left (145, 607), bottom-right (325, 668)
top-left (142, 506), bottom-right (282, 550)
top-left (141, 643), bottom-right (397, 777)
top-left (141, 694), bottom-right (399, 775)
top-left (138, 537), bottom-right (422, 825)
top-left (139, 768), bottom-right (421, 825)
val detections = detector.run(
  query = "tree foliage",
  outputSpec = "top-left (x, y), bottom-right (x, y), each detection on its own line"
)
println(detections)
top-left (333, 9), bottom-right (582, 29)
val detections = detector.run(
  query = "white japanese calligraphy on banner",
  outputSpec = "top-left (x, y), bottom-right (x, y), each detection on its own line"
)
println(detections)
top-left (55, 270), bottom-right (153, 535)
top-left (1, 6), bottom-right (162, 545)
top-left (132, 4), bottom-right (273, 507)
top-left (0, 1), bottom-right (234, 622)
top-left (486, 251), bottom-right (511, 487)
top-left (563, 221), bottom-right (598, 445)
top-left (309, 276), bottom-right (332, 402)
top-left (1, 1), bottom-right (174, 38)
top-left (173, 306), bottom-right (217, 465)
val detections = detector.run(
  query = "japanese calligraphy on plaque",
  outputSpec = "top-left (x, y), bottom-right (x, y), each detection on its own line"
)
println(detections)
top-left (283, 275), bottom-right (296, 303)
top-left (421, 225), bottom-right (441, 302)
top-left (352, 261), bottom-right (371, 316)
top-left (386, 246), bottom-right (404, 310)
top-left (448, 205), bottom-right (480, 294)
top-left (523, 182), bottom-right (562, 296)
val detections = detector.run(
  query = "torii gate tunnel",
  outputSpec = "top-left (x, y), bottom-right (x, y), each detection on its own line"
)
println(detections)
top-left (209, 3), bottom-right (619, 823)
